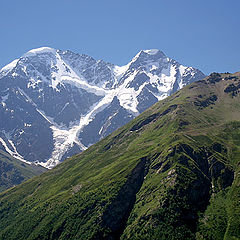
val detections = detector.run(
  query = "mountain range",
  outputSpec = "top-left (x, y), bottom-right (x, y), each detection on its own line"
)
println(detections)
top-left (0, 47), bottom-right (205, 168)
top-left (0, 71), bottom-right (239, 239)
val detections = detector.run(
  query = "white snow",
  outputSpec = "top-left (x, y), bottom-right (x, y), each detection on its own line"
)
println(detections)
top-left (179, 65), bottom-right (187, 76)
top-left (113, 64), bottom-right (130, 81)
top-left (27, 78), bottom-right (41, 89)
top-left (18, 88), bottom-right (55, 126)
top-left (40, 125), bottom-right (84, 168)
top-left (61, 75), bottom-right (107, 96)
top-left (12, 72), bottom-right (18, 77)
top-left (1, 93), bottom-right (9, 107)
top-left (23, 47), bottom-right (56, 57)
top-left (116, 70), bottom-right (140, 114)
top-left (19, 130), bottom-right (24, 135)
top-left (0, 136), bottom-right (31, 164)
top-left (99, 111), bottom-right (118, 135)
top-left (150, 64), bottom-right (158, 71)
top-left (36, 109), bottom-right (55, 124)
top-left (57, 102), bottom-right (70, 116)
top-left (34, 49), bottom-right (198, 168)
top-left (143, 49), bottom-right (159, 55)
top-left (158, 64), bottom-right (177, 89)
top-left (0, 59), bottom-right (19, 75)
top-left (18, 88), bottom-right (37, 106)
top-left (49, 51), bottom-right (78, 90)
top-left (178, 65), bottom-right (188, 88)
top-left (42, 91), bottom-right (117, 168)
top-left (0, 47), bottom-right (200, 168)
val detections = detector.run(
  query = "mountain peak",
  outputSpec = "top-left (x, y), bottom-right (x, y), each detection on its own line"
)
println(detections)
top-left (23, 47), bottom-right (56, 57)
top-left (131, 49), bottom-right (166, 64)
top-left (0, 48), bottom-right (205, 167)
top-left (142, 49), bottom-right (163, 55)
top-left (0, 47), bottom-right (56, 76)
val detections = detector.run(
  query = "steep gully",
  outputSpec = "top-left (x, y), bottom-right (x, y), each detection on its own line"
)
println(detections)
top-left (90, 143), bottom-right (234, 239)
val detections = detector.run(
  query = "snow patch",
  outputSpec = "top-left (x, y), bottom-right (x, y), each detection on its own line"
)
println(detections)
top-left (116, 70), bottom-right (139, 114)
top-left (0, 136), bottom-right (31, 164)
top-left (61, 75), bottom-right (107, 96)
top-left (143, 49), bottom-right (160, 55)
top-left (18, 88), bottom-right (37, 107)
top-left (12, 72), bottom-right (18, 77)
top-left (23, 47), bottom-right (56, 57)
top-left (113, 64), bottom-right (129, 81)
top-left (1, 93), bottom-right (9, 107)
top-left (178, 65), bottom-right (188, 88)
top-left (0, 59), bottom-right (19, 75)
top-left (99, 111), bottom-right (118, 135)
top-left (43, 92), bottom-right (116, 168)
top-left (36, 109), bottom-right (54, 124)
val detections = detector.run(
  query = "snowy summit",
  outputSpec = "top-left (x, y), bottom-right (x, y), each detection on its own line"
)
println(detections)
top-left (0, 47), bottom-right (205, 168)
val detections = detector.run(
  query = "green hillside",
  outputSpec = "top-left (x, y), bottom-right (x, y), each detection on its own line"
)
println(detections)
top-left (0, 72), bottom-right (239, 239)
top-left (0, 150), bottom-right (46, 192)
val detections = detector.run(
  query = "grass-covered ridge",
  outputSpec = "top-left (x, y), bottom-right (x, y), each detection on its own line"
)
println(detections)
top-left (0, 150), bottom-right (46, 192)
top-left (0, 72), bottom-right (240, 239)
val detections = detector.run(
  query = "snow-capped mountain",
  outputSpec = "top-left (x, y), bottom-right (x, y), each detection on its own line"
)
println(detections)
top-left (0, 47), bottom-right (205, 168)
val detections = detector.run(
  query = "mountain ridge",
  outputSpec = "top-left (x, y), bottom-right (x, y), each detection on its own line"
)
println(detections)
top-left (0, 150), bottom-right (46, 192)
top-left (0, 47), bottom-right (205, 168)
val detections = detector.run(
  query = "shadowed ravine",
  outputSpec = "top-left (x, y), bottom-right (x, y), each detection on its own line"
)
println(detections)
top-left (92, 157), bottom-right (149, 240)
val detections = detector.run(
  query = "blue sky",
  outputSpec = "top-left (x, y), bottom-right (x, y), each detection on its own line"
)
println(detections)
top-left (0, 0), bottom-right (239, 74)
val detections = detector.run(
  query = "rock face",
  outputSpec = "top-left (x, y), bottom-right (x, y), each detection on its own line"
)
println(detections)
top-left (0, 47), bottom-right (205, 167)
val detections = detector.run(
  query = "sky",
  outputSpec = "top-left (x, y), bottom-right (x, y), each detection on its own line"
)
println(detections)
top-left (0, 0), bottom-right (239, 75)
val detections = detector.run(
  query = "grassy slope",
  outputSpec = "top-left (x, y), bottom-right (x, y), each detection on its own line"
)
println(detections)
top-left (0, 150), bottom-right (46, 192)
top-left (0, 72), bottom-right (239, 239)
